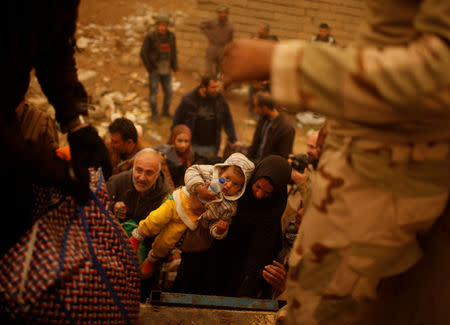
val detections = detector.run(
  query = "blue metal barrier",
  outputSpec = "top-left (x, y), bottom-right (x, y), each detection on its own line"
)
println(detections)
top-left (149, 291), bottom-right (285, 311)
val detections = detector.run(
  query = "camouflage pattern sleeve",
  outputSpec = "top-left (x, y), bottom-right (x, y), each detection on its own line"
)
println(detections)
top-left (271, 36), bottom-right (450, 129)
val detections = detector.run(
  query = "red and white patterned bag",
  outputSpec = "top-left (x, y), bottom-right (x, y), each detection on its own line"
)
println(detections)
top-left (0, 169), bottom-right (140, 324)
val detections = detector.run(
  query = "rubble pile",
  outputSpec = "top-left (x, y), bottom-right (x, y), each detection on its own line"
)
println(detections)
top-left (25, 4), bottom-right (187, 140)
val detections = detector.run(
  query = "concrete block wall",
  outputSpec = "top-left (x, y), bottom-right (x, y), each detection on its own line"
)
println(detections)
top-left (175, 0), bottom-right (367, 72)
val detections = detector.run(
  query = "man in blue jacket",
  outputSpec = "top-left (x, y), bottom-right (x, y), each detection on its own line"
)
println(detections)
top-left (172, 76), bottom-right (240, 158)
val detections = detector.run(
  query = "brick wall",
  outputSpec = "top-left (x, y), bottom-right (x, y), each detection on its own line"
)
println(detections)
top-left (175, 0), bottom-right (367, 72)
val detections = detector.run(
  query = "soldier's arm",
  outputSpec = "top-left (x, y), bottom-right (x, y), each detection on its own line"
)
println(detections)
top-left (271, 36), bottom-right (450, 124)
top-left (223, 37), bottom-right (449, 125)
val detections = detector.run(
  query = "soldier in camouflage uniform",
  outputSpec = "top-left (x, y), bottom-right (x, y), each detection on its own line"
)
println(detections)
top-left (221, 0), bottom-right (450, 324)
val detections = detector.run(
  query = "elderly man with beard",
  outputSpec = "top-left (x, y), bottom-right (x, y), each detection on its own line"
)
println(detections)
top-left (172, 75), bottom-right (240, 158)
top-left (106, 148), bottom-right (171, 301)
top-left (106, 148), bottom-right (171, 226)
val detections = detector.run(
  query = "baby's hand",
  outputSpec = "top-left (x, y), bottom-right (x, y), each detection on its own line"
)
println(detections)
top-left (215, 220), bottom-right (229, 235)
top-left (114, 201), bottom-right (127, 220)
top-left (195, 183), bottom-right (217, 201)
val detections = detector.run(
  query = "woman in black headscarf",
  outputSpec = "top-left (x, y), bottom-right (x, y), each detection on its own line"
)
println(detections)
top-left (213, 155), bottom-right (292, 298)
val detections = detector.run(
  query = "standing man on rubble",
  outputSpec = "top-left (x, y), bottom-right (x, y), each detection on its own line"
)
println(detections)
top-left (200, 5), bottom-right (234, 76)
top-left (141, 14), bottom-right (178, 122)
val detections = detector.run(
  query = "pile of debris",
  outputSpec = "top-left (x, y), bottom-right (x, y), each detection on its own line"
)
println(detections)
top-left (25, 4), bottom-right (187, 141)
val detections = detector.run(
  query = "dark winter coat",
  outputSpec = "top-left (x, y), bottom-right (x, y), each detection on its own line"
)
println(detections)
top-left (248, 112), bottom-right (295, 162)
top-left (2, 0), bottom-right (88, 257)
top-left (4, 0), bottom-right (88, 126)
top-left (172, 88), bottom-right (238, 154)
top-left (106, 169), bottom-right (171, 223)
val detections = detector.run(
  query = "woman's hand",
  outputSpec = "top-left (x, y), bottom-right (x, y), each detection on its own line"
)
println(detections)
top-left (113, 201), bottom-right (127, 220)
top-left (291, 168), bottom-right (308, 185)
top-left (262, 260), bottom-right (287, 293)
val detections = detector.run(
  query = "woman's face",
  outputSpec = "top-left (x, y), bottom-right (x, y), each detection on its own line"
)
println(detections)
top-left (174, 133), bottom-right (191, 154)
top-left (252, 177), bottom-right (274, 199)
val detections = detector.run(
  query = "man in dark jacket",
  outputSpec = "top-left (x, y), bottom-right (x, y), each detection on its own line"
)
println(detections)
top-left (247, 91), bottom-right (295, 163)
top-left (140, 14), bottom-right (178, 121)
top-left (106, 148), bottom-right (171, 302)
top-left (172, 76), bottom-right (240, 158)
top-left (106, 148), bottom-right (171, 225)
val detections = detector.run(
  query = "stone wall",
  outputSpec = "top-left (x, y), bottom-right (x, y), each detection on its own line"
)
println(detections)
top-left (175, 0), bottom-right (367, 72)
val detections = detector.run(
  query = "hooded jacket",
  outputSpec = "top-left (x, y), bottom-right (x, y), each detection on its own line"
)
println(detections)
top-left (183, 153), bottom-right (255, 237)
top-left (215, 155), bottom-right (292, 298)
top-left (172, 88), bottom-right (238, 154)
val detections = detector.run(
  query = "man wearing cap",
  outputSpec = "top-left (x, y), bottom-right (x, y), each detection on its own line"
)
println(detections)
top-left (199, 5), bottom-right (234, 76)
top-left (141, 14), bottom-right (178, 122)
top-left (311, 22), bottom-right (337, 45)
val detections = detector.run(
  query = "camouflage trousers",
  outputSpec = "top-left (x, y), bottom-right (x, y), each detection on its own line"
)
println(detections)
top-left (280, 134), bottom-right (449, 325)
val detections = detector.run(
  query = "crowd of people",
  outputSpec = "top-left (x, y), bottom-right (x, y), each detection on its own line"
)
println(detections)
top-left (2, 1), bottom-right (449, 325)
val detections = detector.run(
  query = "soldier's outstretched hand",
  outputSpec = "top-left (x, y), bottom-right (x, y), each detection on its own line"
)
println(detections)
top-left (222, 39), bottom-right (276, 89)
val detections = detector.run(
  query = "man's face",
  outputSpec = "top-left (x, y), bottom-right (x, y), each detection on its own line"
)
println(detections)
top-left (206, 80), bottom-right (220, 98)
top-left (157, 22), bottom-right (168, 34)
top-left (132, 152), bottom-right (160, 193)
top-left (306, 133), bottom-right (319, 162)
top-left (258, 25), bottom-right (269, 38)
top-left (110, 132), bottom-right (129, 155)
top-left (319, 27), bottom-right (329, 38)
top-left (252, 177), bottom-right (274, 200)
top-left (218, 11), bottom-right (228, 22)
top-left (253, 98), bottom-right (268, 117)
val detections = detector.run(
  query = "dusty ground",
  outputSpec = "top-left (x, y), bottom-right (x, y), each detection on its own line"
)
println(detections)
top-left (33, 0), bottom-right (316, 154)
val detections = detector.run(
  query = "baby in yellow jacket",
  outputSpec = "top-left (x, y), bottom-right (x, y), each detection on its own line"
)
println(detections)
top-left (130, 153), bottom-right (254, 278)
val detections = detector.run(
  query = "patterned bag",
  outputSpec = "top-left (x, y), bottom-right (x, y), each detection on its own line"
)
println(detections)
top-left (0, 169), bottom-right (140, 324)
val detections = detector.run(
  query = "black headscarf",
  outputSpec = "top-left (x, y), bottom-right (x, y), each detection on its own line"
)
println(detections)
top-left (251, 155), bottom-right (292, 193)
top-left (215, 155), bottom-right (292, 298)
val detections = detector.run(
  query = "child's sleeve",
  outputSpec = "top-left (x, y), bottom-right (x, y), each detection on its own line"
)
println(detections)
top-left (184, 164), bottom-right (213, 193)
top-left (202, 200), bottom-right (237, 239)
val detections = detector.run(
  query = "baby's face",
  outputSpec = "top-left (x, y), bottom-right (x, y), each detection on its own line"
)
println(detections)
top-left (219, 167), bottom-right (244, 196)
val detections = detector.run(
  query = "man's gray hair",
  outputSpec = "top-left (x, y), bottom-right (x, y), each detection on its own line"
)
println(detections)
top-left (133, 148), bottom-right (162, 170)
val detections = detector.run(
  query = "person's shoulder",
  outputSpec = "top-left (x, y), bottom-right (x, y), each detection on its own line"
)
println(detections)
top-left (156, 170), bottom-right (172, 194)
top-left (216, 92), bottom-right (229, 104)
top-left (276, 112), bottom-right (295, 129)
top-left (183, 87), bottom-right (198, 97)
top-left (179, 89), bottom-right (198, 104)
top-left (145, 30), bottom-right (158, 38)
